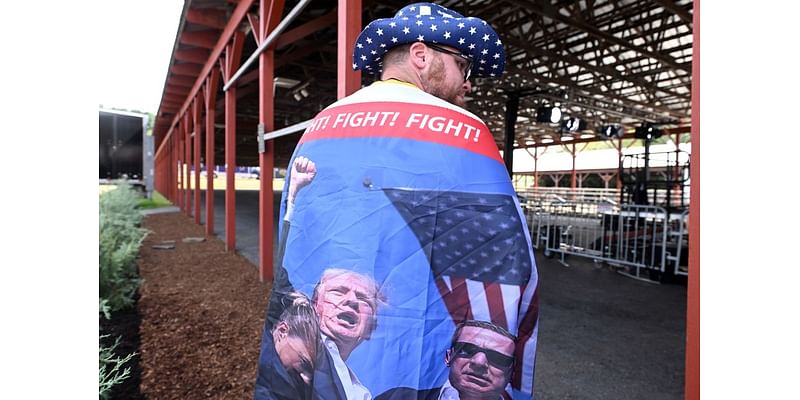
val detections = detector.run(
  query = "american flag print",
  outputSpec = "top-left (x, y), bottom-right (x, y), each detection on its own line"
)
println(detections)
top-left (259, 80), bottom-right (539, 400)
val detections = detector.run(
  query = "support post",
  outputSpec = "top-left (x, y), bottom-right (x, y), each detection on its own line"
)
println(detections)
top-left (256, 0), bottom-right (286, 282)
top-left (222, 32), bottom-right (245, 252)
top-left (193, 96), bottom-right (202, 224)
top-left (184, 112), bottom-right (192, 217)
top-left (503, 93), bottom-right (519, 178)
top-left (338, 0), bottom-right (361, 99)
top-left (204, 69), bottom-right (220, 236)
top-left (570, 142), bottom-right (577, 191)
top-left (178, 121), bottom-right (185, 211)
top-left (685, 1), bottom-right (700, 398)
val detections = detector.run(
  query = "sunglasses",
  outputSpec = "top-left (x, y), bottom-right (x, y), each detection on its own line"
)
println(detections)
top-left (426, 43), bottom-right (473, 82)
top-left (451, 342), bottom-right (514, 369)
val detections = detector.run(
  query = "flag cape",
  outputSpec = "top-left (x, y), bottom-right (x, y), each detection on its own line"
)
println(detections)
top-left (256, 80), bottom-right (539, 400)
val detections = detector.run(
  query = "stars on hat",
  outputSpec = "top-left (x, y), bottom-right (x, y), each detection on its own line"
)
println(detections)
top-left (353, 3), bottom-right (505, 78)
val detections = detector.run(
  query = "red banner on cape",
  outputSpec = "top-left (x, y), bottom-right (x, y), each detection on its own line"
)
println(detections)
top-left (298, 101), bottom-right (504, 164)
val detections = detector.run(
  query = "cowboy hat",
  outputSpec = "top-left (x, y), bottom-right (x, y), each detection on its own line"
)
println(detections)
top-left (352, 2), bottom-right (505, 78)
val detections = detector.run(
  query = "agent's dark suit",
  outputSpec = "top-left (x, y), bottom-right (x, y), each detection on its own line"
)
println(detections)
top-left (254, 331), bottom-right (311, 400)
top-left (375, 387), bottom-right (441, 400)
top-left (256, 217), bottom-right (348, 400)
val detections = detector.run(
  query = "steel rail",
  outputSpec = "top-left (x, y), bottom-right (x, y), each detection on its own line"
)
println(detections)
top-left (223, 0), bottom-right (313, 91)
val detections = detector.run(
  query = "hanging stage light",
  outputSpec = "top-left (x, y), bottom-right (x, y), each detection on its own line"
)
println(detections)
top-left (536, 106), bottom-right (562, 124)
top-left (599, 124), bottom-right (622, 139)
top-left (634, 123), bottom-right (662, 140)
top-left (560, 117), bottom-right (586, 133)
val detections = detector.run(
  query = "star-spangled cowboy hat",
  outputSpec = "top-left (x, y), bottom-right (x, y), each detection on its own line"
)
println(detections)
top-left (352, 2), bottom-right (505, 78)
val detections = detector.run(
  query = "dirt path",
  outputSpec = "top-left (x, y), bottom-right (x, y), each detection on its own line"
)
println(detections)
top-left (135, 211), bottom-right (271, 399)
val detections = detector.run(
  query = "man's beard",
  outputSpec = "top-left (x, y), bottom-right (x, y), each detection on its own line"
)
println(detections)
top-left (422, 55), bottom-right (466, 108)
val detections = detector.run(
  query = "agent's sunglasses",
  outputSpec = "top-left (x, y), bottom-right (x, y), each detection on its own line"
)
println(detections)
top-left (451, 342), bottom-right (514, 369)
top-left (426, 43), bottom-right (473, 82)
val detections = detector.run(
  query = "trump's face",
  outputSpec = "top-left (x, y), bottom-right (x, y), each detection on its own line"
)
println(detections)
top-left (314, 273), bottom-right (378, 349)
top-left (446, 326), bottom-right (515, 399)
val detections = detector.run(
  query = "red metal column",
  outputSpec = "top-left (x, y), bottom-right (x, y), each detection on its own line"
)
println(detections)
top-left (221, 32), bottom-right (245, 252)
top-left (193, 96), bottom-right (202, 224)
top-left (184, 112), bottom-right (192, 217)
top-left (204, 69), bottom-right (221, 236)
top-left (254, 0), bottom-right (286, 281)
top-left (685, 2), bottom-right (700, 399)
top-left (177, 122), bottom-right (184, 210)
top-left (338, 0), bottom-right (361, 99)
top-left (173, 133), bottom-right (179, 204)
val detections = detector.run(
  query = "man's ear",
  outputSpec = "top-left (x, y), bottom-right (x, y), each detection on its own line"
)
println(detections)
top-left (276, 321), bottom-right (289, 337)
top-left (409, 42), bottom-right (429, 69)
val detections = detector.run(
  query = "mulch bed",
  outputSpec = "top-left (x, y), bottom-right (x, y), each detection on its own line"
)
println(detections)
top-left (100, 211), bottom-right (272, 399)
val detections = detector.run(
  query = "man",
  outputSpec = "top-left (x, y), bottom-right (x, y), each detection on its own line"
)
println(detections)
top-left (257, 2), bottom-right (539, 399)
top-left (376, 320), bottom-right (516, 400)
top-left (312, 269), bottom-right (387, 400)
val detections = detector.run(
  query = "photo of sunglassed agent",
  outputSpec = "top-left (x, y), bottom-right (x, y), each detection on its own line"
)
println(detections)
top-left (376, 319), bottom-right (516, 400)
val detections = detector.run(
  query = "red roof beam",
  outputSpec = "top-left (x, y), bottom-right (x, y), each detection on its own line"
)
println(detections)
top-left (170, 63), bottom-right (203, 77)
top-left (162, 92), bottom-right (186, 104)
top-left (165, 84), bottom-right (190, 96)
top-left (155, 0), bottom-right (256, 160)
top-left (168, 75), bottom-right (197, 88)
top-left (186, 8), bottom-right (228, 30)
top-left (179, 30), bottom-right (219, 49)
top-left (274, 9), bottom-right (336, 49)
top-left (174, 48), bottom-right (211, 64)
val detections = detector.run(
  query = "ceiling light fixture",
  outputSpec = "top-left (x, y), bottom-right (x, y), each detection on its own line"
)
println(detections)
top-left (560, 117), bottom-right (586, 133)
top-left (599, 124), bottom-right (623, 139)
top-left (536, 106), bottom-right (562, 124)
top-left (634, 123), bottom-right (662, 140)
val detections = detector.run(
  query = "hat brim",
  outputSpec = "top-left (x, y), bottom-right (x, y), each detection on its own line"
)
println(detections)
top-left (353, 13), bottom-right (505, 78)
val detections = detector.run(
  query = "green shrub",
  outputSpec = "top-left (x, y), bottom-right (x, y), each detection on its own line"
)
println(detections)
top-left (99, 335), bottom-right (135, 400)
top-left (99, 182), bottom-right (148, 316)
